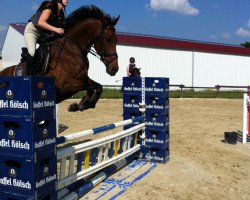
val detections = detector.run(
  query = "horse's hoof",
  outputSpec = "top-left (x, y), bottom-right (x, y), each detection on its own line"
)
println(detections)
top-left (68, 103), bottom-right (79, 112)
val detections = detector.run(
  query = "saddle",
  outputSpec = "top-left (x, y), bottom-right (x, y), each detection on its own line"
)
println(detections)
top-left (15, 45), bottom-right (51, 76)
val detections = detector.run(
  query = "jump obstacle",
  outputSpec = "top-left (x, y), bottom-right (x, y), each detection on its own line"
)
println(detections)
top-left (243, 89), bottom-right (250, 144)
top-left (0, 76), bottom-right (169, 199)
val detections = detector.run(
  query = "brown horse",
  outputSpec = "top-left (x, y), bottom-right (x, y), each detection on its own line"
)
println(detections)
top-left (130, 67), bottom-right (141, 77)
top-left (0, 5), bottom-right (119, 112)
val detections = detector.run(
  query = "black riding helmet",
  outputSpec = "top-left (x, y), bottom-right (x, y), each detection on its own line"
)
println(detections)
top-left (130, 57), bottom-right (135, 64)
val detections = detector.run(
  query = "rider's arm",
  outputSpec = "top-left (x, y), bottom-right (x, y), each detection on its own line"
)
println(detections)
top-left (38, 9), bottom-right (64, 35)
top-left (127, 66), bottom-right (131, 76)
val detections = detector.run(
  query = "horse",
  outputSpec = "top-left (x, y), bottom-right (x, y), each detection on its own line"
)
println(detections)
top-left (0, 5), bottom-right (119, 112)
top-left (130, 67), bottom-right (141, 77)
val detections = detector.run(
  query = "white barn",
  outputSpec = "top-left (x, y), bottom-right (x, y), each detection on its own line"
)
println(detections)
top-left (2, 24), bottom-right (26, 69)
top-left (2, 23), bottom-right (250, 88)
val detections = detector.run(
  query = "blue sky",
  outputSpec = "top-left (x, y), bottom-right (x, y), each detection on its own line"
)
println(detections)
top-left (0, 0), bottom-right (250, 49)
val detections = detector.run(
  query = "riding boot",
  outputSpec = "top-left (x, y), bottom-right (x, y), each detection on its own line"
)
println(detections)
top-left (26, 53), bottom-right (35, 76)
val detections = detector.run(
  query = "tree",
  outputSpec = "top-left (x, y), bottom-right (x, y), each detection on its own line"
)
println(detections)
top-left (241, 42), bottom-right (250, 48)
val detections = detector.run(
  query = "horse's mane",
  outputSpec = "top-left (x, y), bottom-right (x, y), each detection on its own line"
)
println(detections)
top-left (65, 5), bottom-right (113, 31)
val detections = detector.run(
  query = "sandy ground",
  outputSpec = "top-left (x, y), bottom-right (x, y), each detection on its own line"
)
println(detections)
top-left (57, 98), bottom-right (250, 200)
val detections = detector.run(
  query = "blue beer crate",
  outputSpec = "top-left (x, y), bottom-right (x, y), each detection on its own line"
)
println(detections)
top-left (145, 109), bottom-right (169, 129)
top-left (0, 150), bottom-right (57, 196)
top-left (0, 76), bottom-right (56, 117)
top-left (122, 77), bottom-right (142, 94)
top-left (139, 142), bottom-right (170, 164)
top-left (0, 109), bottom-right (57, 158)
top-left (138, 126), bottom-right (169, 146)
top-left (123, 93), bottom-right (142, 110)
top-left (123, 109), bottom-right (143, 121)
top-left (2, 187), bottom-right (57, 200)
top-left (145, 77), bottom-right (169, 95)
top-left (145, 93), bottom-right (169, 111)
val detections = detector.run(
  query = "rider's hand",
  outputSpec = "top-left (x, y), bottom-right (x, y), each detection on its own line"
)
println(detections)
top-left (55, 28), bottom-right (64, 35)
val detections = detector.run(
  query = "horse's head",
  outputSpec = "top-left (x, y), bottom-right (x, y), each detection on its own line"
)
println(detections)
top-left (63, 5), bottom-right (120, 76)
top-left (131, 67), bottom-right (141, 77)
top-left (93, 16), bottom-right (120, 76)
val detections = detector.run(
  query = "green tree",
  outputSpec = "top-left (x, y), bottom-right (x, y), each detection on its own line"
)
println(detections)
top-left (241, 41), bottom-right (250, 48)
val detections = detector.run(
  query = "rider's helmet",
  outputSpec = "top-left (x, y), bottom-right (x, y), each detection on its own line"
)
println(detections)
top-left (130, 57), bottom-right (135, 64)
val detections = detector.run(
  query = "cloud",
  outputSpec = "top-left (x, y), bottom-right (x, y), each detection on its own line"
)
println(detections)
top-left (212, 4), bottom-right (220, 9)
top-left (0, 25), bottom-right (7, 32)
top-left (31, 1), bottom-right (39, 11)
top-left (209, 33), bottom-right (231, 41)
top-left (149, 0), bottom-right (199, 15)
top-left (246, 19), bottom-right (250, 28)
top-left (235, 28), bottom-right (250, 37)
top-left (209, 35), bottom-right (218, 40)
top-left (220, 32), bottom-right (231, 39)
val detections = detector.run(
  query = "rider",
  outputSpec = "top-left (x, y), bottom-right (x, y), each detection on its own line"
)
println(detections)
top-left (24, 0), bottom-right (68, 75)
top-left (126, 57), bottom-right (136, 77)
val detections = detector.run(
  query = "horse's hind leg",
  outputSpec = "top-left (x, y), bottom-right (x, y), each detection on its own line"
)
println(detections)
top-left (68, 80), bottom-right (103, 112)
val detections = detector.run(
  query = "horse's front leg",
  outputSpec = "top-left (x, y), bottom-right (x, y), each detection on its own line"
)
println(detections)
top-left (68, 79), bottom-right (103, 112)
top-left (78, 80), bottom-right (103, 111)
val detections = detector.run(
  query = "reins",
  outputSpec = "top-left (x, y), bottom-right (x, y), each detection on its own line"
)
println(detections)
top-left (54, 25), bottom-right (118, 67)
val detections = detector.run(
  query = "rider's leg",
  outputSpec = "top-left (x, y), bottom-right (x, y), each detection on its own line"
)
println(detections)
top-left (24, 22), bottom-right (40, 75)
top-left (26, 53), bottom-right (35, 75)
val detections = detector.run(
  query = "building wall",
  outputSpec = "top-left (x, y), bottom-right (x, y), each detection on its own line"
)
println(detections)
top-left (193, 52), bottom-right (250, 87)
top-left (89, 44), bottom-right (250, 88)
top-left (2, 27), bottom-right (25, 68)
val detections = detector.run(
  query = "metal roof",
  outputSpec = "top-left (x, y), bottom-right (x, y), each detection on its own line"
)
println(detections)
top-left (10, 23), bottom-right (26, 35)
top-left (117, 33), bottom-right (250, 56)
top-left (10, 23), bottom-right (250, 56)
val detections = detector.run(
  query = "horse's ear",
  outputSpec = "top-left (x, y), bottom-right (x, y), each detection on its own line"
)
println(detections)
top-left (112, 15), bottom-right (120, 26)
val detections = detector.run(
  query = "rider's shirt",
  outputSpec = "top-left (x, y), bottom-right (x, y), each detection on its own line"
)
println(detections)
top-left (29, 1), bottom-right (65, 36)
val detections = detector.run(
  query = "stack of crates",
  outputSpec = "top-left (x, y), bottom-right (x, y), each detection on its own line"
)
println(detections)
top-left (123, 77), bottom-right (169, 163)
top-left (0, 77), bottom-right (57, 199)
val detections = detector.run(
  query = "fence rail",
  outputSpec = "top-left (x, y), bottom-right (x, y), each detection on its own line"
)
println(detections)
top-left (105, 84), bottom-right (250, 91)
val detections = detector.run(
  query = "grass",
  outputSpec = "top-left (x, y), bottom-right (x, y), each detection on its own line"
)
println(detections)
top-left (71, 88), bottom-right (123, 99)
top-left (170, 89), bottom-right (244, 99)
top-left (70, 88), bottom-right (244, 99)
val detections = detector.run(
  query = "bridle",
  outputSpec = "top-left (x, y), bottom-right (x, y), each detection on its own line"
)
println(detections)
top-left (62, 26), bottom-right (118, 67)
top-left (95, 26), bottom-right (118, 67)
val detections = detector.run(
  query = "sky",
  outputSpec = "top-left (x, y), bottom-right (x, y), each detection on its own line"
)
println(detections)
top-left (0, 0), bottom-right (250, 49)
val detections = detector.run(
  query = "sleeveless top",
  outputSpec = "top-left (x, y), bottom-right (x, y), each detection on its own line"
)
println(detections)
top-left (129, 64), bottom-right (136, 74)
top-left (28, 1), bottom-right (65, 36)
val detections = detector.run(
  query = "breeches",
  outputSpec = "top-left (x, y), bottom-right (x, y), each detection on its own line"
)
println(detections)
top-left (24, 22), bottom-right (42, 57)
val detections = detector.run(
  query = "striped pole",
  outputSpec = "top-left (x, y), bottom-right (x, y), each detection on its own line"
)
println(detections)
top-left (60, 157), bottom-right (134, 200)
top-left (57, 116), bottom-right (145, 144)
